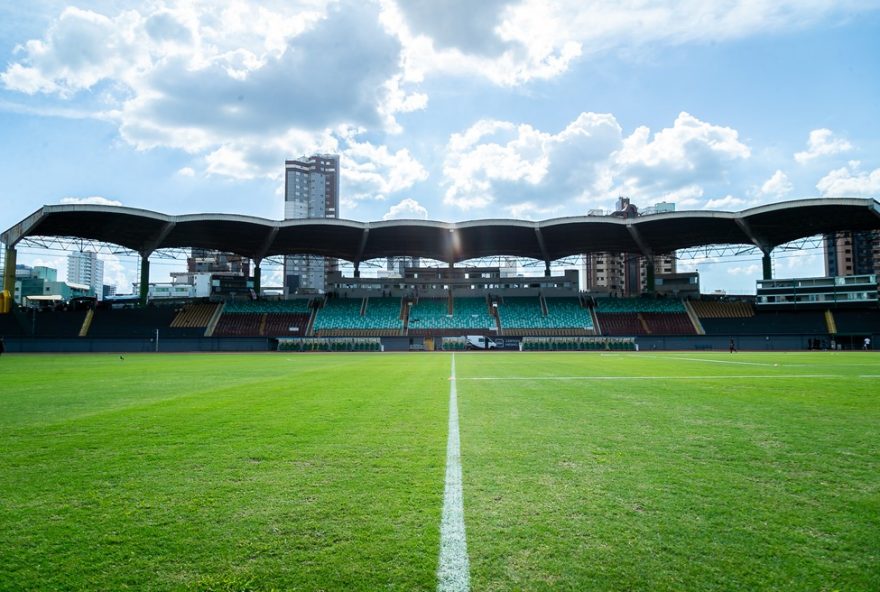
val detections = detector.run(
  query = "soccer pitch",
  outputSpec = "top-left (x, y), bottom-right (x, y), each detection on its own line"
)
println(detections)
top-left (1, 352), bottom-right (878, 591)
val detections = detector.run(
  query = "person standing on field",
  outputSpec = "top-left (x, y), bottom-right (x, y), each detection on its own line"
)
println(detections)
top-left (865, 337), bottom-right (871, 351)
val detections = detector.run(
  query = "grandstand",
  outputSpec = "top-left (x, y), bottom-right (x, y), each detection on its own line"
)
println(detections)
top-left (2, 199), bottom-right (879, 352)
top-left (594, 297), bottom-right (696, 336)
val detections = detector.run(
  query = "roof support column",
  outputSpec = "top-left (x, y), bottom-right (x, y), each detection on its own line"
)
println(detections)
top-left (3, 246), bottom-right (17, 309)
top-left (534, 227), bottom-right (551, 277)
top-left (626, 224), bottom-right (656, 295)
top-left (354, 228), bottom-right (369, 280)
top-left (762, 251), bottom-right (773, 280)
top-left (139, 252), bottom-right (151, 307)
top-left (253, 259), bottom-right (262, 297)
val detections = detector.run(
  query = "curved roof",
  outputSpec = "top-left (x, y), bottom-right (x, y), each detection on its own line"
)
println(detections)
top-left (3, 198), bottom-right (879, 264)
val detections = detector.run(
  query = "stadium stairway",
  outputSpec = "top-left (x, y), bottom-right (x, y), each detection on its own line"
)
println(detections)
top-left (825, 309), bottom-right (837, 335)
top-left (683, 300), bottom-right (706, 335)
top-left (204, 302), bottom-right (225, 337)
top-left (78, 308), bottom-right (94, 337)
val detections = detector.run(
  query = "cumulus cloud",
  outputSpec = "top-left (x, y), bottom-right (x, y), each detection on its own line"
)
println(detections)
top-left (383, 197), bottom-right (429, 220)
top-left (703, 195), bottom-right (746, 210)
top-left (727, 264), bottom-right (761, 276)
top-left (1, 0), bottom-right (429, 197)
top-left (343, 135), bottom-right (429, 203)
top-left (816, 161), bottom-right (880, 196)
top-left (614, 112), bottom-right (750, 191)
top-left (101, 253), bottom-right (137, 292)
top-left (0, 7), bottom-right (146, 96)
top-left (60, 196), bottom-right (123, 206)
top-left (387, 0), bottom-right (876, 86)
top-left (176, 166), bottom-right (195, 177)
top-left (794, 129), bottom-right (853, 164)
top-left (759, 170), bottom-right (793, 197)
top-left (443, 112), bottom-right (623, 212)
top-left (443, 111), bottom-right (750, 215)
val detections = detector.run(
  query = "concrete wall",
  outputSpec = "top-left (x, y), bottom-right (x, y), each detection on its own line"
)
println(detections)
top-left (3, 333), bottom-right (878, 353)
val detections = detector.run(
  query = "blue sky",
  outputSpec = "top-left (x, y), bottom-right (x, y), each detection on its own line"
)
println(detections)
top-left (1, 1), bottom-right (879, 293)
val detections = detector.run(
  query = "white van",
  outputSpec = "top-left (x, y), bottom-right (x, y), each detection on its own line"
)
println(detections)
top-left (466, 335), bottom-right (497, 350)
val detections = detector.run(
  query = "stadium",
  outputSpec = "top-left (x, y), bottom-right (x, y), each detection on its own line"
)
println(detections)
top-left (2, 197), bottom-right (880, 353)
top-left (1, 198), bottom-right (879, 591)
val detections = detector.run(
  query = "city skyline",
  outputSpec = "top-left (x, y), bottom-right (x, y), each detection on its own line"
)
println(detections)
top-left (1, 1), bottom-right (879, 293)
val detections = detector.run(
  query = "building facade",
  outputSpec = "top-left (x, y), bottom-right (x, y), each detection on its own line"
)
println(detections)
top-left (582, 197), bottom-right (677, 296)
top-left (283, 154), bottom-right (340, 294)
top-left (824, 230), bottom-right (880, 278)
top-left (67, 251), bottom-right (103, 298)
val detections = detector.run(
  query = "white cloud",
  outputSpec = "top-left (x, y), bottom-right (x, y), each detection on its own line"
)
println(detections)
top-left (759, 169), bottom-right (793, 197)
top-left (727, 264), bottom-right (761, 276)
top-left (176, 166), bottom-right (195, 177)
top-left (60, 196), bottom-right (123, 206)
top-left (28, 256), bottom-right (68, 282)
top-left (443, 111), bottom-right (750, 215)
top-left (614, 112), bottom-right (750, 179)
top-left (816, 161), bottom-right (880, 196)
top-left (342, 136), bottom-right (429, 203)
top-left (387, 1), bottom-right (876, 86)
top-left (100, 253), bottom-right (136, 292)
top-left (703, 195), bottom-right (746, 210)
top-left (794, 129), bottom-right (853, 164)
top-left (383, 197), bottom-right (428, 220)
top-left (1, 7), bottom-right (147, 96)
top-left (443, 112), bottom-right (622, 212)
top-left (1, 1), bottom-right (429, 194)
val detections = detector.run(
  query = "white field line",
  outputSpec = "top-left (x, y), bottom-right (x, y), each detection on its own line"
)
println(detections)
top-left (640, 355), bottom-right (778, 366)
top-left (460, 374), bottom-right (840, 381)
top-left (437, 354), bottom-right (470, 592)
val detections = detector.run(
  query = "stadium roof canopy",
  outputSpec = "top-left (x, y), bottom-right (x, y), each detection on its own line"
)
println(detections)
top-left (3, 198), bottom-right (879, 265)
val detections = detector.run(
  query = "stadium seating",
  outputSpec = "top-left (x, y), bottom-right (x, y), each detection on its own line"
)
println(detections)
top-left (28, 310), bottom-right (88, 337)
top-left (499, 297), bottom-right (595, 335)
top-left (594, 297), bottom-right (686, 313)
top-left (544, 298), bottom-right (595, 332)
top-left (212, 300), bottom-right (315, 337)
top-left (689, 300), bottom-right (755, 319)
top-left (213, 313), bottom-right (263, 337)
top-left (641, 312), bottom-right (696, 335)
top-left (407, 297), bottom-right (496, 335)
top-left (700, 311), bottom-right (829, 335)
top-left (313, 297), bottom-right (403, 336)
top-left (594, 297), bottom-right (695, 335)
top-left (830, 309), bottom-right (880, 334)
top-left (596, 313), bottom-right (646, 335)
top-left (170, 303), bottom-right (219, 328)
top-left (0, 311), bottom-right (27, 337)
top-left (89, 307), bottom-right (179, 338)
top-left (263, 313), bottom-right (310, 337)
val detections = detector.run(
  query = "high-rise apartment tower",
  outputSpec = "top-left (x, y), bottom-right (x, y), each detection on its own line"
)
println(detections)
top-left (67, 251), bottom-right (104, 298)
top-left (283, 154), bottom-right (340, 293)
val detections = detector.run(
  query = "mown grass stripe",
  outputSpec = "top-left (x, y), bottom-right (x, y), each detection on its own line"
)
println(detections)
top-left (460, 374), bottom-right (840, 380)
top-left (437, 354), bottom-right (470, 592)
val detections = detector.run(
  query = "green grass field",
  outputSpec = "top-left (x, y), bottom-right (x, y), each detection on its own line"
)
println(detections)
top-left (1, 352), bottom-right (878, 591)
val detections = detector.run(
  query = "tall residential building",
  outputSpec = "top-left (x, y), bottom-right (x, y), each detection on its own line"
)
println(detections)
top-left (67, 251), bottom-right (103, 298)
top-left (283, 154), bottom-right (340, 293)
top-left (824, 230), bottom-right (880, 277)
top-left (583, 197), bottom-right (677, 296)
